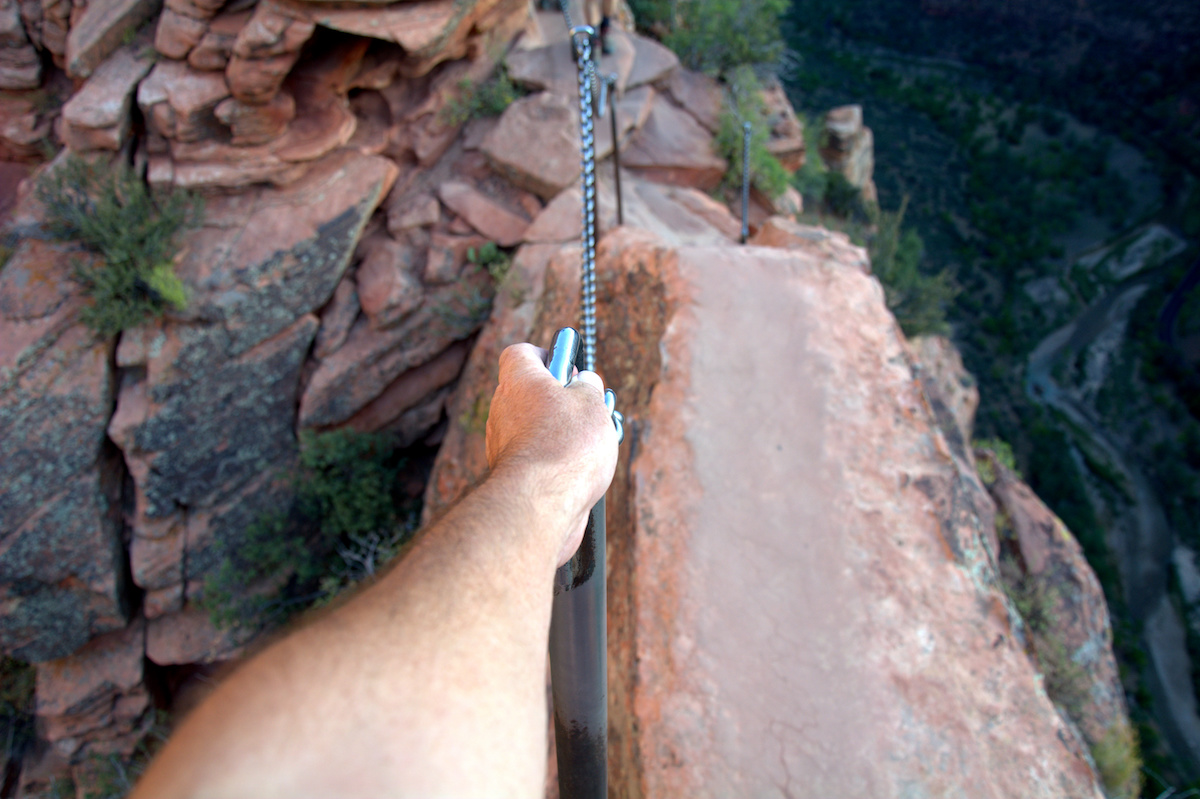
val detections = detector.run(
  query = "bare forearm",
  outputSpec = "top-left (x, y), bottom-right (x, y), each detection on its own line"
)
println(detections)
top-left (133, 469), bottom-right (565, 799)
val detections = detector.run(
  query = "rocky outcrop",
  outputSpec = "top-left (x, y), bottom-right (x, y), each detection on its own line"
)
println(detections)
top-left (820, 103), bottom-right (878, 206)
top-left (0, 240), bottom-right (126, 664)
top-left (425, 221), bottom-right (1110, 797)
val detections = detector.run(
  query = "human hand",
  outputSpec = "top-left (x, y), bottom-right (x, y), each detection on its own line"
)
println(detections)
top-left (485, 343), bottom-right (619, 566)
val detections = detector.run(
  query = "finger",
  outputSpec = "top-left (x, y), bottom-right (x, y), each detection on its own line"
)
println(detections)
top-left (571, 370), bottom-right (605, 395)
top-left (498, 343), bottom-right (557, 383)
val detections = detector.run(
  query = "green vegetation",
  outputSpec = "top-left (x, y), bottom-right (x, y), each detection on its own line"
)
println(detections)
top-left (203, 429), bottom-right (416, 630)
top-left (664, 0), bottom-right (788, 77)
top-left (442, 68), bottom-right (526, 127)
top-left (36, 156), bottom-right (199, 337)
top-left (866, 197), bottom-right (955, 336)
top-left (713, 68), bottom-right (789, 200)
top-left (974, 437), bottom-right (1020, 484)
top-left (1092, 721), bottom-right (1145, 799)
top-left (1, 655), bottom-right (35, 766)
top-left (467, 241), bottom-right (512, 284)
top-left (74, 712), bottom-right (171, 799)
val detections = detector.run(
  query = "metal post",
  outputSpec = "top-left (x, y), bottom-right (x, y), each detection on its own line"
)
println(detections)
top-left (546, 328), bottom-right (608, 799)
top-left (607, 74), bottom-right (623, 227)
top-left (741, 121), bottom-right (752, 244)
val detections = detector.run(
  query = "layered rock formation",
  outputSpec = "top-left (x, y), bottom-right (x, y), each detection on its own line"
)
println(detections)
top-left (821, 103), bottom-right (878, 206)
top-left (0, 0), bottom-right (1129, 794)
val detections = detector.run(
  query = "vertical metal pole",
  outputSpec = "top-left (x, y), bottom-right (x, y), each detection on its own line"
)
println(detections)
top-left (607, 74), bottom-right (623, 227)
top-left (741, 121), bottom-right (752, 244)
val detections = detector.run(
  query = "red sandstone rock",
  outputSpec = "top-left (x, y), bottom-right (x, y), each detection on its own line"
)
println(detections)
top-left (981, 450), bottom-right (1131, 784)
top-left (298, 266), bottom-right (493, 428)
top-left (313, 274), bottom-right (360, 359)
top-left (387, 192), bottom-right (440, 235)
top-left (0, 0), bottom-right (41, 89)
top-left (911, 335), bottom-right (979, 460)
top-left (342, 339), bottom-right (471, 433)
top-left (154, 6), bottom-right (207, 59)
top-left (749, 215), bottom-right (868, 270)
top-left (356, 235), bottom-right (423, 330)
top-left (0, 92), bottom-right (52, 161)
top-left (437, 180), bottom-right (530, 247)
top-left (625, 31), bottom-right (677, 89)
top-left (761, 77), bottom-right (805, 173)
top-left (138, 58), bottom-right (230, 143)
top-left (64, 0), bottom-right (159, 78)
top-left (821, 104), bottom-right (877, 206)
top-left (215, 91), bottom-right (295, 145)
top-left (61, 47), bottom-right (152, 152)
top-left (426, 226), bottom-right (1110, 797)
top-left (523, 185), bottom-right (582, 244)
top-left (187, 9), bottom-right (248, 71)
top-left (423, 231), bottom-right (485, 284)
top-left (146, 606), bottom-right (244, 665)
top-left (622, 93), bottom-right (726, 190)
top-left (481, 92), bottom-right (581, 200)
top-left (310, 0), bottom-right (455, 53)
top-left (35, 619), bottom-right (145, 747)
top-left (666, 67), bottom-right (722, 133)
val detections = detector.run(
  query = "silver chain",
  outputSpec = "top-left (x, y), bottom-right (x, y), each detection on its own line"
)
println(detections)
top-left (564, 24), bottom-right (598, 372)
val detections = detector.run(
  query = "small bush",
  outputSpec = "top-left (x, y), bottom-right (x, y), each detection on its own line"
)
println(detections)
top-left (791, 113), bottom-right (828, 201)
top-left (36, 156), bottom-right (199, 337)
top-left (467, 241), bottom-right (512, 284)
top-left (441, 68), bottom-right (526, 127)
top-left (868, 196), bottom-right (956, 336)
top-left (714, 68), bottom-right (789, 200)
top-left (665, 0), bottom-right (788, 77)
top-left (974, 437), bottom-right (1020, 483)
top-left (1091, 720), bottom-right (1143, 799)
top-left (202, 429), bottom-right (415, 630)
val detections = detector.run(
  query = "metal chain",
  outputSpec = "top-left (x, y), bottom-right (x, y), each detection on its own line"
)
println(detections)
top-left (568, 24), bottom-right (598, 372)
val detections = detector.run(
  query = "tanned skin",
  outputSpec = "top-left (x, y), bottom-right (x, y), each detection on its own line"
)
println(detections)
top-left (131, 343), bottom-right (619, 798)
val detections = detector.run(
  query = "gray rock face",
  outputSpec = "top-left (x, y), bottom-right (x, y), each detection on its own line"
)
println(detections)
top-left (0, 245), bottom-right (127, 662)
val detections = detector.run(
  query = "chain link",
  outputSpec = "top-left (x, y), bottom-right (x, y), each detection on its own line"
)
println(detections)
top-left (567, 25), bottom-right (598, 372)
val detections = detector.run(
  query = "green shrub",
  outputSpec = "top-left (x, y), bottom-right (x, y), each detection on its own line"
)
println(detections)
top-left (664, 0), bottom-right (788, 77)
top-left (713, 68), bottom-right (789, 200)
top-left (441, 68), bottom-right (526, 127)
top-left (202, 429), bottom-right (415, 630)
top-left (868, 197), bottom-right (956, 336)
top-left (36, 156), bottom-right (199, 337)
top-left (1091, 720), bottom-right (1143, 799)
top-left (974, 437), bottom-right (1020, 483)
top-left (467, 241), bottom-right (512, 284)
top-left (791, 113), bottom-right (828, 201)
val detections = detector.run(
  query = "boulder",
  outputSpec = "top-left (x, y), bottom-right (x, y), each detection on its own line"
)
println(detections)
top-left (980, 449), bottom-right (1132, 795)
top-left (146, 605), bottom-right (244, 665)
top-left (387, 192), bottom-right (440, 235)
top-left (666, 68), bottom-right (722, 133)
top-left (35, 619), bottom-right (148, 756)
top-left (523, 185), bottom-right (582, 244)
top-left (298, 265), bottom-right (494, 428)
top-left (624, 31), bottom-right (677, 89)
top-left (0, 240), bottom-right (127, 663)
top-left (749, 215), bottom-right (867, 269)
top-left (761, 77), bottom-right (805, 172)
top-left (423, 230), bottom-right (485, 284)
top-left (0, 0), bottom-right (41, 89)
top-left (340, 338), bottom-right (471, 434)
top-left (138, 58), bottom-right (230, 143)
top-left (426, 226), bottom-right (1110, 797)
top-left (821, 104), bottom-right (878, 206)
top-left (187, 9), bottom-right (249, 71)
top-left (61, 47), bottom-right (154, 152)
top-left (0, 92), bottom-right (53, 161)
top-left (65, 0), bottom-right (162, 78)
top-left (356, 235), bottom-right (424, 329)
top-left (437, 180), bottom-right (530, 247)
top-left (214, 91), bottom-right (296, 146)
top-left (154, 7), bottom-right (208, 59)
top-left (621, 93), bottom-right (726, 191)
top-left (313, 274), bottom-right (360, 359)
top-left (481, 92), bottom-right (580, 200)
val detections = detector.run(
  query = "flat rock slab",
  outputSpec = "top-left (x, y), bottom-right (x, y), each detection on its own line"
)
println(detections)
top-left (66, 0), bottom-right (162, 78)
top-left (62, 47), bottom-right (153, 152)
top-left (425, 226), bottom-right (1106, 797)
